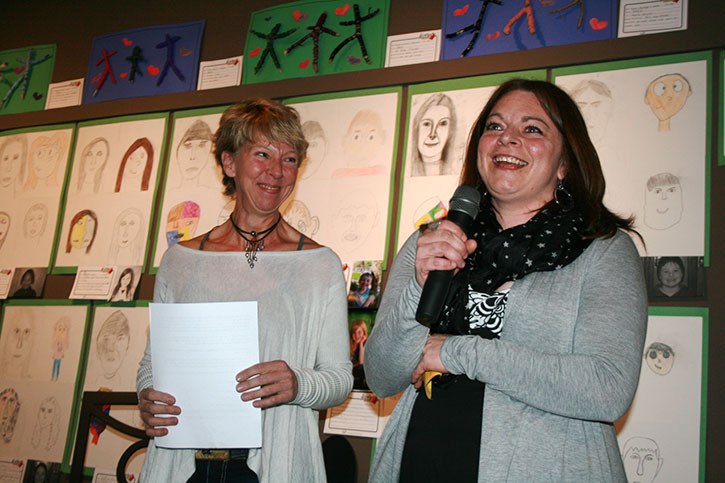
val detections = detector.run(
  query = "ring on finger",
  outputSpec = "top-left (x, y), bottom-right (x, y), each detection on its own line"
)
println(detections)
top-left (428, 220), bottom-right (442, 231)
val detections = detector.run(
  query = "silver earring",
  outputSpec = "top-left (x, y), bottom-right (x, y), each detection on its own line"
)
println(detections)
top-left (554, 178), bottom-right (574, 210)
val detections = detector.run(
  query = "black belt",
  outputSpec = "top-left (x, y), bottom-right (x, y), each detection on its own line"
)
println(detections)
top-left (195, 449), bottom-right (249, 461)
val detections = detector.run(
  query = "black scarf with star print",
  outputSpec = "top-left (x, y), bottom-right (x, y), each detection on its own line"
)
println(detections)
top-left (431, 201), bottom-right (593, 336)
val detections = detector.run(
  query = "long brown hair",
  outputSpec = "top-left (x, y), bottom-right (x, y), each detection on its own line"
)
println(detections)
top-left (115, 137), bottom-right (154, 192)
top-left (460, 78), bottom-right (635, 239)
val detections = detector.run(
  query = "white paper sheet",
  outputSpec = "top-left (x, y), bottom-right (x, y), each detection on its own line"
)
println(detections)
top-left (149, 301), bottom-right (261, 449)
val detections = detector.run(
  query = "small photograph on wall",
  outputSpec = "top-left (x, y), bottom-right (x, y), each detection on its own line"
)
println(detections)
top-left (8, 267), bottom-right (47, 299)
top-left (643, 256), bottom-right (705, 301)
top-left (347, 260), bottom-right (382, 310)
top-left (22, 459), bottom-right (62, 482)
top-left (348, 311), bottom-right (375, 391)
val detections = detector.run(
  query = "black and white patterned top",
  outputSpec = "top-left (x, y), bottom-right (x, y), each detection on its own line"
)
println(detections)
top-left (467, 285), bottom-right (509, 338)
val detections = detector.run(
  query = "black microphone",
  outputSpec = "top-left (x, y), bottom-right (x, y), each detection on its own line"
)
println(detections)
top-left (415, 185), bottom-right (481, 327)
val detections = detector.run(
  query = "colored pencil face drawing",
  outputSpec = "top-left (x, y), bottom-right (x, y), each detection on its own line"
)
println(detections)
top-left (77, 137), bottom-right (109, 193)
top-left (335, 110), bottom-right (386, 176)
top-left (622, 436), bottom-right (663, 483)
top-left (176, 120), bottom-right (213, 185)
top-left (644, 172), bottom-right (682, 230)
top-left (116, 137), bottom-right (153, 192)
top-left (0, 388), bottom-right (20, 443)
top-left (0, 135), bottom-right (26, 191)
top-left (24, 203), bottom-right (48, 239)
top-left (66, 210), bottom-right (98, 253)
top-left (644, 73), bottom-right (691, 132)
top-left (24, 133), bottom-right (65, 191)
top-left (166, 201), bottom-right (200, 247)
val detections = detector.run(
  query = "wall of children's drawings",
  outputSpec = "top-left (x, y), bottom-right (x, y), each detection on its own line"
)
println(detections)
top-left (0, 1), bottom-right (723, 481)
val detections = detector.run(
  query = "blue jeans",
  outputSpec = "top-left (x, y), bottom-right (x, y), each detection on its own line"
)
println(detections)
top-left (186, 459), bottom-right (259, 483)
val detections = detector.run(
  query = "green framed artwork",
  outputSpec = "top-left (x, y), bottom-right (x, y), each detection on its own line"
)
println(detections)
top-left (0, 299), bottom-right (91, 471)
top-left (0, 123), bottom-right (76, 270)
top-left (283, 86), bottom-right (402, 269)
top-left (616, 306), bottom-right (708, 483)
top-left (395, 69), bottom-right (546, 252)
top-left (553, 52), bottom-right (712, 265)
top-left (0, 44), bottom-right (56, 115)
top-left (148, 105), bottom-right (229, 273)
top-left (243, 0), bottom-right (390, 85)
top-left (51, 113), bottom-right (169, 274)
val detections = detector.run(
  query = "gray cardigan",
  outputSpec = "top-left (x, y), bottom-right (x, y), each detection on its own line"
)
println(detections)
top-left (365, 230), bottom-right (647, 482)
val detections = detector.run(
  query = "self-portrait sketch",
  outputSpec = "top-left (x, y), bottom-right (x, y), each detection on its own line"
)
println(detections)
top-left (1, 310), bottom-right (34, 379)
top-left (0, 211), bottom-right (10, 250)
top-left (333, 109), bottom-right (387, 178)
top-left (644, 341), bottom-right (675, 376)
top-left (110, 267), bottom-right (136, 302)
top-left (410, 93), bottom-right (457, 177)
top-left (622, 436), bottom-right (663, 483)
top-left (644, 73), bottom-right (691, 132)
top-left (0, 388), bottom-right (20, 444)
top-left (166, 201), bottom-right (200, 247)
top-left (569, 79), bottom-right (613, 144)
top-left (644, 172), bottom-right (682, 230)
top-left (23, 203), bottom-right (48, 240)
top-left (30, 396), bottom-right (60, 451)
top-left (332, 201), bottom-right (378, 255)
top-left (76, 137), bottom-right (110, 193)
top-left (65, 209), bottom-right (98, 254)
top-left (92, 310), bottom-right (130, 389)
top-left (23, 133), bottom-right (66, 193)
top-left (108, 208), bottom-right (144, 265)
top-left (11, 269), bottom-right (37, 298)
top-left (175, 119), bottom-right (214, 187)
top-left (50, 317), bottom-right (70, 381)
top-left (283, 200), bottom-right (320, 238)
top-left (300, 120), bottom-right (327, 179)
top-left (0, 134), bottom-right (27, 198)
top-left (115, 137), bottom-right (153, 192)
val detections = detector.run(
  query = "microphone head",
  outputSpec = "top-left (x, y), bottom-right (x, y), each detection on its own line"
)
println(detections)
top-left (448, 185), bottom-right (481, 219)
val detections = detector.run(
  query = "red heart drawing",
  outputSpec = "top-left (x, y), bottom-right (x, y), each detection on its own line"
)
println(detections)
top-left (486, 31), bottom-right (501, 40)
top-left (147, 65), bottom-right (160, 75)
top-left (454, 4), bottom-right (469, 16)
top-left (334, 4), bottom-right (350, 16)
top-left (13, 66), bottom-right (25, 74)
top-left (293, 9), bottom-right (303, 21)
top-left (428, 33), bottom-right (436, 40)
top-left (299, 59), bottom-right (310, 69)
top-left (122, 37), bottom-right (133, 46)
top-left (589, 18), bottom-right (608, 30)
top-left (120, 72), bottom-right (128, 79)
top-left (249, 47), bottom-right (261, 57)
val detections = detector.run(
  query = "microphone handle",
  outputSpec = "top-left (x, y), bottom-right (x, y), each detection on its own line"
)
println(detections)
top-left (415, 269), bottom-right (454, 327)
